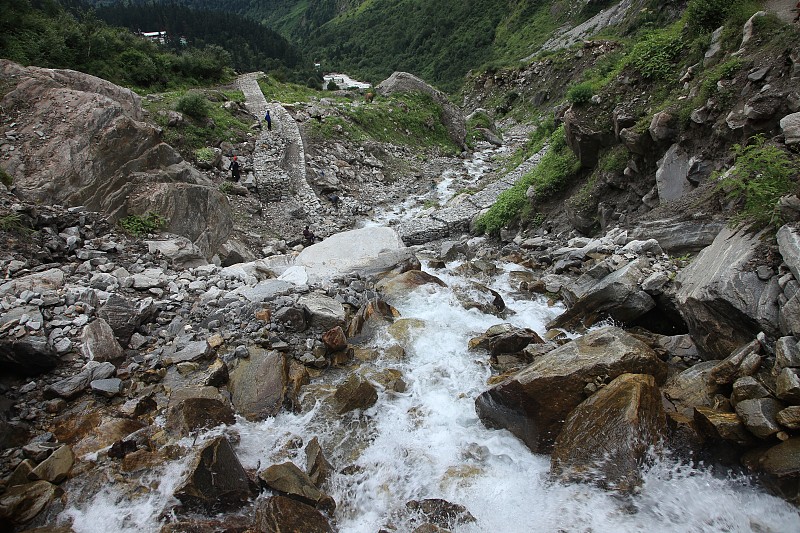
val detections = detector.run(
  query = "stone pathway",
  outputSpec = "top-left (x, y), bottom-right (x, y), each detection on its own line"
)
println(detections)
top-left (236, 72), bottom-right (321, 213)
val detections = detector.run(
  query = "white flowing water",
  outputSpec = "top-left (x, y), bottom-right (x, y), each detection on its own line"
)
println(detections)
top-left (231, 263), bottom-right (800, 533)
top-left (59, 145), bottom-right (800, 532)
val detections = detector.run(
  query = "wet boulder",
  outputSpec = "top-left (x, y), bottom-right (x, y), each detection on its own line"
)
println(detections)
top-left (693, 407), bottom-right (755, 446)
top-left (254, 495), bottom-right (334, 533)
top-left (551, 374), bottom-right (667, 491)
top-left (0, 480), bottom-right (60, 525)
top-left (375, 270), bottom-right (447, 304)
top-left (166, 397), bottom-right (236, 436)
top-left (174, 436), bottom-right (253, 512)
top-left (453, 282), bottom-right (507, 318)
top-left (334, 373), bottom-right (378, 414)
top-left (468, 323), bottom-right (544, 358)
top-left (548, 258), bottom-right (655, 330)
top-left (321, 326), bottom-right (347, 353)
top-left (228, 348), bottom-right (288, 421)
top-left (735, 398), bottom-right (784, 439)
top-left (347, 298), bottom-right (399, 339)
top-left (305, 437), bottom-right (333, 488)
top-left (405, 498), bottom-right (476, 529)
top-left (475, 326), bottom-right (667, 453)
top-left (259, 461), bottom-right (335, 512)
top-left (708, 339), bottom-right (763, 385)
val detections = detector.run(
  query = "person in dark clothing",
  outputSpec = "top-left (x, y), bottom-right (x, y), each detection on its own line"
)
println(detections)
top-left (328, 193), bottom-right (340, 208)
top-left (264, 110), bottom-right (272, 131)
top-left (228, 156), bottom-right (241, 181)
top-left (303, 226), bottom-right (316, 245)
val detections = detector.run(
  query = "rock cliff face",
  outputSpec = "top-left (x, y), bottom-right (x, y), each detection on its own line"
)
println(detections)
top-left (0, 60), bottom-right (232, 257)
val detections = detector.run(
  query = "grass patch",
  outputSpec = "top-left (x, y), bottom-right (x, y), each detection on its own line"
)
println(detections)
top-left (119, 212), bottom-right (166, 237)
top-left (625, 23), bottom-right (685, 80)
top-left (716, 135), bottom-right (798, 228)
top-left (476, 125), bottom-right (581, 234)
top-left (308, 92), bottom-right (460, 153)
top-left (258, 75), bottom-right (326, 104)
top-left (143, 90), bottom-right (252, 157)
top-left (466, 110), bottom-right (495, 148)
top-left (0, 214), bottom-right (31, 233)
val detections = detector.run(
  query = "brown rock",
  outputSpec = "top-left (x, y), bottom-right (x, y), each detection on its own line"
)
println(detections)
top-left (259, 462), bottom-right (335, 512)
top-left (334, 373), bottom-right (378, 414)
top-left (28, 445), bottom-right (74, 484)
top-left (708, 340), bottom-right (762, 385)
top-left (662, 361), bottom-right (723, 419)
top-left (228, 348), bottom-right (288, 421)
top-left (322, 326), bottom-right (347, 352)
top-left (375, 270), bottom-right (447, 304)
top-left (693, 407), bottom-right (755, 446)
top-left (777, 406), bottom-right (800, 430)
top-left (254, 495), bottom-right (333, 533)
top-left (166, 397), bottom-right (236, 435)
top-left (551, 374), bottom-right (667, 491)
top-left (475, 326), bottom-right (667, 453)
top-left (305, 437), bottom-right (333, 488)
top-left (174, 436), bottom-right (253, 512)
top-left (0, 480), bottom-right (59, 524)
top-left (72, 417), bottom-right (146, 457)
top-left (468, 323), bottom-right (544, 357)
top-left (347, 298), bottom-right (399, 339)
top-left (405, 498), bottom-right (476, 529)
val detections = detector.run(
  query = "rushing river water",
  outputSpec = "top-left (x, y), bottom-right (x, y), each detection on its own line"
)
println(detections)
top-left (59, 147), bottom-right (800, 532)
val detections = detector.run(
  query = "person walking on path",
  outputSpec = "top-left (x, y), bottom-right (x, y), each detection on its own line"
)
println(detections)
top-left (264, 110), bottom-right (272, 131)
top-left (229, 156), bottom-right (241, 181)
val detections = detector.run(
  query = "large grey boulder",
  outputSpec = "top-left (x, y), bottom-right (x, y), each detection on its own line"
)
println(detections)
top-left (44, 360), bottom-right (115, 400)
top-left (548, 258), bottom-right (655, 329)
top-left (475, 327), bottom-right (667, 453)
top-left (294, 226), bottom-right (415, 283)
top-left (675, 226), bottom-right (779, 360)
top-left (0, 60), bottom-right (233, 258)
top-left (376, 72), bottom-right (466, 149)
top-left (0, 268), bottom-right (65, 298)
top-left (551, 373), bottom-right (667, 491)
top-left (655, 144), bottom-right (694, 204)
top-left (228, 348), bottom-right (288, 421)
top-left (298, 294), bottom-right (346, 330)
top-left (781, 112), bottom-right (800, 146)
top-left (662, 361), bottom-right (723, 418)
top-left (630, 218), bottom-right (724, 254)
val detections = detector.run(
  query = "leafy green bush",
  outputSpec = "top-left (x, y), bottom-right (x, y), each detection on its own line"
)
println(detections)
top-left (717, 135), bottom-right (798, 228)
top-left (627, 26), bottom-right (685, 80)
top-left (219, 181), bottom-right (234, 194)
top-left (476, 125), bottom-right (580, 234)
top-left (194, 147), bottom-right (215, 163)
top-left (567, 82), bottom-right (594, 105)
top-left (176, 92), bottom-right (210, 119)
top-left (686, 0), bottom-right (739, 34)
top-left (598, 145), bottom-right (629, 173)
top-left (119, 212), bottom-right (166, 236)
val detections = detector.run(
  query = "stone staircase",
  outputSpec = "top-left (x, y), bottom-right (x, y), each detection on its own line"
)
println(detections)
top-left (236, 72), bottom-right (321, 213)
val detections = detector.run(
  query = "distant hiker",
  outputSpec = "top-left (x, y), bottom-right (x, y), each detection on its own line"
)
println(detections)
top-left (303, 226), bottom-right (316, 245)
top-left (229, 156), bottom-right (241, 181)
top-left (264, 110), bottom-right (272, 131)
top-left (328, 193), bottom-right (340, 208)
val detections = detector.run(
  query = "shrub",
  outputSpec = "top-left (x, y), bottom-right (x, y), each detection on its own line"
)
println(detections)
top-left (219, 181), bottom-right (234, 194)
top-left (194, 147), bottom-right (215, 164)
top-left (176, 92), bottom-right (209, 119)
top-left (119, 212), bottom-right (166, 236)
top-left (0, 213), bottom-right (30, 233)
top-left (567, 82), bottom-right (594, 105)
top-left (716, 135), bottom-right (797, 228)
top-left (627, 26), bottom-right (685, 80)
top-left (326, 79), bottom-right (339, 91)
top-left (687, 0), bottom-right (739, 34)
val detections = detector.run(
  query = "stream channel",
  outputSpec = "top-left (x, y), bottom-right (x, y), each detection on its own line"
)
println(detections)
top-left (61, 145), bottom-right (800, 532)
